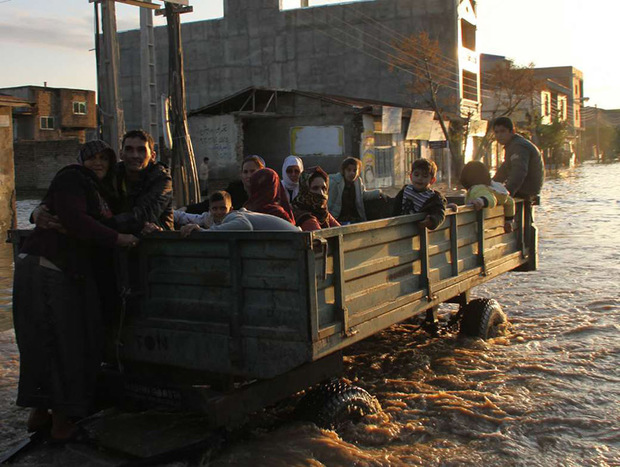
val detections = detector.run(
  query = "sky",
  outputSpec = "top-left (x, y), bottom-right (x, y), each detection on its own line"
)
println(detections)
top-left (0, 0), bottom-right (617, 108)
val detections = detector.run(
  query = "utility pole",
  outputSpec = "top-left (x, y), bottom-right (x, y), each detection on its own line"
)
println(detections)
top-left (99, 0), bottom-right (125, 155)
top-left (140, 3), bottom-right (159, 140)
top-left (162, 2), bottom-right (200, 206)
top-left (96, 0), bottom-right (197, 203)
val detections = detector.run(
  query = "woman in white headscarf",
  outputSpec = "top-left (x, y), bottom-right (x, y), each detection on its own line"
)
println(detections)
top-left (281, 155), bottom-right (304, 203)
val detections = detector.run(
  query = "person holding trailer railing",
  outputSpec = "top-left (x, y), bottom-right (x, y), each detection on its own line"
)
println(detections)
top-left (459, 160), bottom-right (515, 234)
top-left (13, 141), bottom-right (138, 442)
top-left (392, 158), bottom-right (446, 231)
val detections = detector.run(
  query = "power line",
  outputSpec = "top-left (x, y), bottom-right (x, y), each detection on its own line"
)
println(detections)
top-left (313, 4), bottom-right (511, 98)
top-left (346, 4), bottom-right (497, 83)
top-left (302, 7), bottom-right (487, 100)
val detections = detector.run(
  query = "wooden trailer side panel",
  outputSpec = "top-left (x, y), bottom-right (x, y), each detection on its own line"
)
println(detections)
top-left (310, 202), bottom-right (530, 358)
top-left (119, 232), bottom-right (314, 379)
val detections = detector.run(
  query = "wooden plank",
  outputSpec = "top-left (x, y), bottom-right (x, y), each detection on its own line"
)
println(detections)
top-left (240, 258), bottom-right (300, 290)
top-left (146, 297), bottom-right (231, 322)
top-left (333, 234), bottom-right (349, 334)
top-left (485, 239), bottom-right (519, 262)
top-left (428, 225), bottom-right (450, 244)
top-left (420, 227), bottom-right (432, 300)
top-left (239, 240), bottom-right (303, 259)
top-left (343, 235), bottom-right (420, 271)
top-left (229, 239), bottom-right (243, 368)
top-left (343, 250), bottom-right (421, 283)
top-left (342, 221), bottom-right (419, 252)
top-left (345, 260), bottom-right (422, 297)
top-left (450, 214), bottom-right (459, 277)
top-left (306, 249), bottom-right (320, 342)
top-left (148, 270), bottom-right (230, 287)
top-left (456, 210), bottom-right (477, 226)
top-left (243, 289), bottom-right (309, 331)
top-left (482, 215), bottom-right (506, 231)
top-left (345, 271), bottom-right (423, 314)
top-left (428, 239), bottom-right (452, 256)
top-left (476, 210), bottom-right (486, 275)
top-left (347, 289), bottom-right (427, 328)
top-left (312, 252), bottom-right (527, 357)
top-left (313, 213), bottom-right (423, 240)
top-left (429, 250), bottom-right (451, 270)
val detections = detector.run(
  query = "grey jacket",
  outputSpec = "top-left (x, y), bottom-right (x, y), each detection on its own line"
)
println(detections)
top-left (328, 173), bottom-right (382, 221)
top-left (493, 134), bottom-right (544, 197)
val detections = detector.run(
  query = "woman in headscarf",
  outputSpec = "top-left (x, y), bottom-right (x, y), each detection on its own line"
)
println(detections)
top-left (12, 140), bottom-right (138, 442)
top-left (245, 168), bottom-right (295, 223)
top-left (281, 155), bottom-right (304, 203)
top-left (292, 166), bottom-right (340, 231)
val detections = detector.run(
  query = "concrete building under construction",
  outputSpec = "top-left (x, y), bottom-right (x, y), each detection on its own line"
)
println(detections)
top-left (116, 0), bottom-right (481, 144)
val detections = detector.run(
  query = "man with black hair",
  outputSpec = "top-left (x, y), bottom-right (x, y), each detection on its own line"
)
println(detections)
top-left (492, 117), bottom-right (544, 200)
top-left (33, 129), bottom-right (174, 234)
top-left (111, 129), bottom-right (174, 233)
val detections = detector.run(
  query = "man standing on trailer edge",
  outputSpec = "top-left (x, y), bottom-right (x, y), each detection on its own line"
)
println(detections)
top-left (492, 117), bottom-right (544, 200)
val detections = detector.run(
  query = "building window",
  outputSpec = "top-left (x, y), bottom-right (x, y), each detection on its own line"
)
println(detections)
top-left (462, 70), bottom-right (478, 102)
top-left (40, 116), bottom-right (54, 130)
top-left (461, 19), bottom-right (476, 51)
top-left (557, 95), bottom-right (568, 121)
top-left (374, 133), bottom-right (394, 178)
top-left (541, 92), bottom-right (551, 117)
top-left (73, 101), bottom-right (87, 115)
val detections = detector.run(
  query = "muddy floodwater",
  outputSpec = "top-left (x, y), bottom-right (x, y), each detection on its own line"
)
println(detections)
top-left (0, 163), bottom-right (618, 466)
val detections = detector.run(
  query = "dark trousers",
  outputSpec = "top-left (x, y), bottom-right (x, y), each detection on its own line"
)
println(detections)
top-left (12, 255), bottom-right (103, 417)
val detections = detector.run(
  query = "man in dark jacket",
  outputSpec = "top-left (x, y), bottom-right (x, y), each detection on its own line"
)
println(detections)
top-left (108, 130), bottom-right (174, 233)
top-left (492, 117), bottom-right (544, 199)
top-left (34, 130), bottom-right (174, 234)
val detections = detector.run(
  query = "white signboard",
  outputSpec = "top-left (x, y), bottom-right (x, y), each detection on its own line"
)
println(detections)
top-left (406, 109), bottom-right (435, 140)
top-left (290, 126), bottom-right (344, 156)
top-left (0, 115), bottom-right (9, 128)
top-left (381, 106), bottom-right (402, 134)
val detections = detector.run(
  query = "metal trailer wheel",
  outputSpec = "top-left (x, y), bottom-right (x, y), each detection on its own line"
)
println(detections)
top-left (459, 298), bottom-right (507, 339)
top-left (295, 378), bottom-right (381, 430)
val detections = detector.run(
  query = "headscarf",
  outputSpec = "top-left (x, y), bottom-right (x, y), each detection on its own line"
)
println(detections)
top-left (245, 168), bottom-right (295, 224)
top-left (77, 140), bottom-right (117, 167)
top-left (292, 166), bottom-right (330, 228)
top-left (281, 155), bottom-right (304, 201)
top-left (77, 139), bottom-right (118, 205)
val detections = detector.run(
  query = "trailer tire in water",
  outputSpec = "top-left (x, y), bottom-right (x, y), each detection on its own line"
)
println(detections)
top-left (459, 298), bottom-right (507, 339)
top-left (296, 378), bottom-right (381, 429)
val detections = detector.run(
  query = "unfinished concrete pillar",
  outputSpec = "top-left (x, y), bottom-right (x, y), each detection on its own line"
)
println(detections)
top-left (0, 106), bottom-right (16, 235)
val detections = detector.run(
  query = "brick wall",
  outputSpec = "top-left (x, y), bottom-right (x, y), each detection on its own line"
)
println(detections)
top-left (14, 139), bottom-right (81, 192)
top-left (59, 89), bottom-right (97, 129)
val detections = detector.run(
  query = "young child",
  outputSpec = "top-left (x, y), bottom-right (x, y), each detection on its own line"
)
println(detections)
top-left (459, 160), bottom-right (515, 233)
top-left (328, 157), bottom-right (383, 224)
top-left (174, 191), bottom-right (233, 230)
top-left (393, 158), bottom-right (446, 230)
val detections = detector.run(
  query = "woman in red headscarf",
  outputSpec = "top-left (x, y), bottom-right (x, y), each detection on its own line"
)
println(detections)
top-left (245, 168), bottom-right (295, 224)
top-left (292, 167), bottom-right (340, 231)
